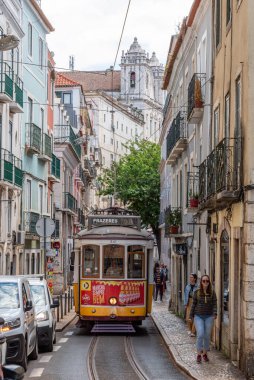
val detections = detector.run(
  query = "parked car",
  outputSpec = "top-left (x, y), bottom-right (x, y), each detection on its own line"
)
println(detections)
top-left (28, 276), bottom-right (59, 352)
top-left (0, 276), bottom-right (38, 371)
top-left (0, 317), bottom-right (25, 380)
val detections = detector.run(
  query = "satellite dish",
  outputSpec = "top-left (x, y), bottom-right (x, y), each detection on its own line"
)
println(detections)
top-left (0, 35), bottom-right (19, 51)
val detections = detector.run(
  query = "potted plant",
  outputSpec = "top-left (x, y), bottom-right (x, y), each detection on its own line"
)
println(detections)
top-left (189, 192), bottom-right (199, 208)
top-left (167, 208), bottom-right (182, 234)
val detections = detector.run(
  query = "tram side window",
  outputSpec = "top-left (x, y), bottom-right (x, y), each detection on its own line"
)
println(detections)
top-left (128, 246), bottom-right (145, 279)
top-left (82, 245), bottom-right (100, 278)
top-left (103, 245), bottom-right (124, 278)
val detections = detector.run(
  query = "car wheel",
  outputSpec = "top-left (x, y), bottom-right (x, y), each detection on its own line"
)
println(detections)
top-left (29, 336), bottom-right (38, 360)
top-left (46, 329), bottom-right (54, 352)
top-left (20, 340), bottom-right (28, 371)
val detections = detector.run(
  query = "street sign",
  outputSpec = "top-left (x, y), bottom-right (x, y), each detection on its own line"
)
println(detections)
top-left (36, 218), bottom-right (55, 237)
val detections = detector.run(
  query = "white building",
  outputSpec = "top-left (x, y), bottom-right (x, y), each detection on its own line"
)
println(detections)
top-left (0, 0), bottom-right (24, 275)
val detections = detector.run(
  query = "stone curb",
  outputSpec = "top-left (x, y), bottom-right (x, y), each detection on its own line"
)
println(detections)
top-left (56, 313), bottom-right (77, 332)
top-left (151, 312), bottom-right (199, 380)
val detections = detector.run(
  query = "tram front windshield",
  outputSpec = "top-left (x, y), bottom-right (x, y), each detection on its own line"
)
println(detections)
top-left (103, 245), bottom-right (124, 278)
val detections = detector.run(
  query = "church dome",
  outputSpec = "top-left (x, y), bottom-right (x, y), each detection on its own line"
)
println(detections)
top-left (128, 37), bottom-right (145, 54)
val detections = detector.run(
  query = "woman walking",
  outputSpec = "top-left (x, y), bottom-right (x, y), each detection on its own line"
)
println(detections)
top-left (190, 274), bottom-right (217, 363)
top-left (184, 273), bottom-right (198, 336)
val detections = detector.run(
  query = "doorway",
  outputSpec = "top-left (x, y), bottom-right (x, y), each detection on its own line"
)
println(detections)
top-left (220, 229), bottom-right (230, 355)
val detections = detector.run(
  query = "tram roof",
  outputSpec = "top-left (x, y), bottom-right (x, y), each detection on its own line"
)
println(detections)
top-left (76, 225), bottom-right (154, 241)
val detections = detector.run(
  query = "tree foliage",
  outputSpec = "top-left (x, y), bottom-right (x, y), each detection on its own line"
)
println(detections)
top-left (98, 139), bottom-right (160, 233)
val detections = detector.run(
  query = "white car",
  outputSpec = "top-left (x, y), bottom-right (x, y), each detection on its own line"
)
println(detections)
top-left (0, 276), bottom-right (38, 371)
top-left (28, 276), bottom-right (59, 352)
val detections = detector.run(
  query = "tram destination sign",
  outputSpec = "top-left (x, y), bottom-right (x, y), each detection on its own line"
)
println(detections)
top-left (88, 215), bottom-right (141, 230)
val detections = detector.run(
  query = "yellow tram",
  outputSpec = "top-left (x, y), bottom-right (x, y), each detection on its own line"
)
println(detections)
top-left (73, 208), bottom-right (154, 330)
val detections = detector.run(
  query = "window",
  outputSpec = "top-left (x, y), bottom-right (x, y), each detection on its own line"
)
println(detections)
top-left (214, 107), bottom-right (219, 148)
top-left (110, 153), bottom-right (114, 166)
top-left (121, 124), bottom-right (123, 131)
top-left (63, 93), bottom-right (71, 104)
top-left (235, 77), bottom-right (241, 135)
top-left (116, 141), bottom-right (119, 149)
top-left (103, 135), bottom-right (106, 143)
top-left (130, 71), bottom-right (136, 88)
top-left (8, 121), bottom-right (13, 154)
top-left (226, 0), bottom-right (231, 26)
top-left (146, 73), bottom-right (149, 89)
top-left (103, 245), bottom-right (124, 278)
top-left (215, 0), bottom-right (221, 48)
top-left (22, 284), bottom-right (28, 310)
top-left (0, 282), bottom-right (19, 309)
top-left (39, 37), bottom-right (43, 69)
top-left (111, 138), bottom-right (113, 145)
top-left (117, 121), bottom-right (119, 129)
top-left (28, 23), bottom-right (33, 56)
top-left (26, 179), bottom-right (32, 210)
top-left (82, 245), bottom-right (100, 278)
top-left (126, 126), bottom-right (128, 134)
top-left (128, 246), bottom-right (145, 278)
top-left (104, 114), bottom-right (106, 122)
top-left (7, 197), bottom-right (11, 233)
top-left (39, 185), bottom-right (43, 215)
top-left (28, 97), bottom-right (33, 124)
top-left (225, 94), bottom-right (230, 139)
top-left (30, 285), bottom-right (46, 306)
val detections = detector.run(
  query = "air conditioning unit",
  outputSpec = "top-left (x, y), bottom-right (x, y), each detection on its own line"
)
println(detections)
top-left (16, 230), bottom-right (25, 245)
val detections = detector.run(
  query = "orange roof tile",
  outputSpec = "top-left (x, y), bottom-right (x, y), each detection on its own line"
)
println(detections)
top-left (55, 73), bottom-right (81, 87)
top-left (58, 70), bottom-right (121, 93)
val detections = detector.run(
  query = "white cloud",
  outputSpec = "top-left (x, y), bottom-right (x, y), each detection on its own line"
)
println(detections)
top-left (41, 0), bottom-right (193, 71)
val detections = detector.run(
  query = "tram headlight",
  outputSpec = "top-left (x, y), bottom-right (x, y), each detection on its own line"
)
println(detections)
top-left (109, 297), bottom-right (117, 305)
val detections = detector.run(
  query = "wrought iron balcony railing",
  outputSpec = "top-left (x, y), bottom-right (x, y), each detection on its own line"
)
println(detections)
top-left (26, 123), bottom-right (42, 154)
top-left (15, 76), bottom-right (23, 108)
top-left (54, 124), bottom-right (81, 160)
top-left (164, 206), bottom-right (182, 236)
top-left (166, 111), bottom-right (187, 164)
top-left (0, 149), bottom-right (23, 188)
top-left (77, 208), bottom-right (85, 226)
top-left (24, 211), bottom-right (40, 234)
top-left (199, 138), bottom-right (242, 206)
top-left (84, 158), bottom-right (96, 179)
top-left (64, 192), bottom-right (77, 213)
top-left (39, 133), bottom-right (52, 161)
top-left (0, 63), bottom-right (13, 100)
top-left (187, 73), bottom-right (206, 124)
top-left (50, 153), bottom-right (60, 181)
top-left (76, 165), bottom-right (87, 187)
top-left (186, 172), bottom-right (199, 209)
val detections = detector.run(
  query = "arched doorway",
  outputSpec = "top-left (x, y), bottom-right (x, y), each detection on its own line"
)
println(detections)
top-left (220, 229), bottom-right (230, 355)
top-left (5, 253), bottom-right (11, 275)
top-left (31, 253), bottom-right (35, 274)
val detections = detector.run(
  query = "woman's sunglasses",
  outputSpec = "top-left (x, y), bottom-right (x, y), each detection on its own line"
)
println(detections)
top-left (202, 279), bottom-right (209, 283)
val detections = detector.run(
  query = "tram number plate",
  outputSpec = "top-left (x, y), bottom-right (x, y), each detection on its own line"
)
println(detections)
top-left (82, 281), bottom-right (91, 291)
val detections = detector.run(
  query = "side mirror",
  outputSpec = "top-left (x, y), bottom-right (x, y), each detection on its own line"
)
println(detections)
top-left (3, 364), bottom-right (25, 380)
top-left (50, 298), bottom-right (59, 308)
top-left (25, 300), bottom-right (33, 311)
top-left (0, 317), bottom-right (4, 325)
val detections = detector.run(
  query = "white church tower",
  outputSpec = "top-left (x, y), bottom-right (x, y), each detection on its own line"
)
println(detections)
top-left (120, 37), bottom-right (164, 142)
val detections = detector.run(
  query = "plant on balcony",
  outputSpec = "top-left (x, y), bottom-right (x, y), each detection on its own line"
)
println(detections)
top-left (167, 208), bottom-right (182, 234)
top-left (189, 192), bottom-right (199, 208)
top-left (194, 78), bottom-right (203, 108)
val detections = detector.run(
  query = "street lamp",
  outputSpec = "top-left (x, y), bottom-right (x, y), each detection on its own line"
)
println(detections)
top-left (0, 35), bottom-right (19, 51)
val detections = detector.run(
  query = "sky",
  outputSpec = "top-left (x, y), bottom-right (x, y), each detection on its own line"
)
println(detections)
top-left (41, 0), bottom-right (193, 72)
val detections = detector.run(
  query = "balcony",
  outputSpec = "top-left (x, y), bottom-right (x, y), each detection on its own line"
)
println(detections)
top-left (63, 192), bottom-right (77, 214)
top-left (166, 111), bottom-right (187, 164)
top-left (187, 73), bottom-right (206, 124)
top-left (76, 165), bottom-right (87, 187)
top-left (165, 207), bottom-right (182, 237)
top-left (26, 123), bottom-right (42, 154)
top-left (0, 149), bottom-right (23, 188)
top-left (76, 208), bottom-right (85, 227)
top-left (10, 76), bottom-right (23, 113)
top-left (24, 211), bottom-right (40, 234)
top-left (54, 124), bottom-right (81, 160)
top-left (0, 63), bottom-right (14, 102)
top-left (186, 172), bottom-right (199, 210)
top-left (199, 138), bottom-right (242, 209)
top-left (39, 133), bottom-right (52, 161)
top-left (84, 158), bottom-right (96, 180)
top-left (49, 153), bottom-right (60, 182)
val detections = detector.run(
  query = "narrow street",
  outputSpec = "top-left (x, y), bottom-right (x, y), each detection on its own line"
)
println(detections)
top-left (24, 318), bottom-right (190, 380)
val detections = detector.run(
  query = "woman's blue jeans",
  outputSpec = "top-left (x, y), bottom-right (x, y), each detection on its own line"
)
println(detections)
top-left (194, 315), bottom-right (214, 352)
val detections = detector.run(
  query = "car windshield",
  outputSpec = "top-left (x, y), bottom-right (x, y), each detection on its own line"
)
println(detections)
top-left (0, 282), bottom-right (20, 309)
top-left (30, 285), bottom-right (46, 306)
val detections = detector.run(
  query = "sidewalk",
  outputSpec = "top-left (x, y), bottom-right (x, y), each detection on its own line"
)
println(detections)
top-left (56, 308), bottom-right (77, 332)
top-left (151, 288), bottom-right (246, 380)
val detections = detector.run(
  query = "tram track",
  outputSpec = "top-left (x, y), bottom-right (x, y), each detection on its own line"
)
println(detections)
top-left (87, 335), bottom-right (149, 380)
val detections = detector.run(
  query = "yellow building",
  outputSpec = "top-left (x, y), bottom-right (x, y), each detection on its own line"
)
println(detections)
top-left (198, 0), bottom-right (254, 376)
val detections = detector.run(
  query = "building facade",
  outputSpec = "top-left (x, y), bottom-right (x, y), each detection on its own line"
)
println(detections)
top-left (0, 0), bottom-right (24, 275)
